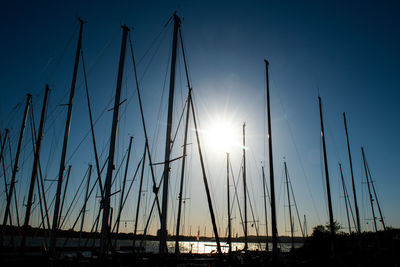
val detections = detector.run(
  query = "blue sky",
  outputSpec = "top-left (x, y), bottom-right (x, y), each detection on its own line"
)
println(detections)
top-left (1, 0), bottom-right (399, 238)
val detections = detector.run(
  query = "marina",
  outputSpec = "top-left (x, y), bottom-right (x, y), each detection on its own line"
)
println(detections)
top-left (1, 1), bottom-right (400, 266)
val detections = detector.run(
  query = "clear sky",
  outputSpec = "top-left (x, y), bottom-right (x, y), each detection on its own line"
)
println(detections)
top-left (1, 0), bottom-right (399, 239)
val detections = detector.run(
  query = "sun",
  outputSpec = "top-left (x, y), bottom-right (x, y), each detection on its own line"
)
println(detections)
top-left (203, 118), bottom-right (239, 153)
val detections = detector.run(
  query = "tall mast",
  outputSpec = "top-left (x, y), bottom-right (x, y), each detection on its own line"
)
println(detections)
top-left (174, 90), bottom-right (191, 254)
top-left (78, 164), bottom-right (92, 250)
top-left (190, 96), bottom-right (222, 256)
top-left (284, 161), bottom-right (294, 250)
top-left (0, 130), bottom-right (8, 170)
top-left (175, 23), bottom-right (195, 254)
top-left (242, 123), bottom-right (248, 251)
top-left (261, 166), bottom-right (269, 251)
top-left (160, 13), bottom-right (180, 255)
top-left (100, 25), bottom-right (129, 254)
top-left (265, 59), bottom-right (278, 257)
top-left (50, 18), bottom-right (84, 254)
top-left (115, 136), bottom-right (133, 238)
top-left (343, 112), bottom-right (361, 233)
top-left (21, 84), bottom-right (50, 251)
top-left (227, 153), bottom-right (232, 254)
top-left (339, 163), bottom-right (352, 234)
top-left (361, 147), bottom-right (377, 232)
top-left (133, 144), bottom-right (146, 249)
top-left (177, 25), bottom-right (221, 256)
top-left (58, 165), bottom-right (72, 228)
top-left (304, 215), bottom-right (307, 237)
top-left (318, 96), bottom-right (335, 236)
top-left (365, 159), bottom-right (386, 230)
top-left (0, 130), bottom-right (10, 226)
top-left (3, 94), bottom-right (31, 227)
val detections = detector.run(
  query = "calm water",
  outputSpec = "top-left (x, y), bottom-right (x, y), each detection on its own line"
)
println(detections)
top-left (4, 236), bottom-right (302, 254)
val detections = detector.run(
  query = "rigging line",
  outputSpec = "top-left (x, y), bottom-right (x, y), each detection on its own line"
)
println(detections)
top-left (8, 135), bottom-right (21, 228)
top-left (245, 185), bottom-right (262, 249)
top-left (247, 150), bottom-right (265, 217)
top-left (343, 175), bottom-right (357, 229)
top-left (365, 156), bottom-right (386, 230)
top-left (149, 30), bottom-right (172, 158)
top-left (140, 173), bottom-right (165, 242)
top-left (1, 120), bottom-right (36, 176)
top-left (287, 168), bottom-right (305, 238)
top-left (28, 105), bottom-right (51, 231)
top-left (67, 158), bottom-right (108, 231)
top-left (138, 23), bottom-right (172, 85)
top-left (171, 100), bottom-right (188, 148)
top-left (46, 23), bottom-right (79, 83)
top-left (61, 175), bottom-right (87, 231)
top-left (10, 90), bottom-right (68, 182)
top-left (111, 156), bottom-right (143, 233)
top-left (229, 159), bottom-right (245, 234)
top-left (85, 29), bottom-right (121, 75)
top-left (59, 167), bottom-right (89, 229)
top-left (128, 32), bottom-right (163, 222)
top-left (110, 143), bottom-right (130, 188)
top-left (1, 98), bottom-right (23, 136)
top-left (137, 16), bottom-right (172, 66)
top-left (81, 48), bottom-right (104, 199)
top-left (324, 105), bottom-right (343, 164)
top-left (190, 94), bottom-right (222, 228)
top-left (274, 81), bottom-right (322, 224)
top-left (276, 165), bottom-right (285, 220)
top-left (178, 27), bottom-right (193, 88)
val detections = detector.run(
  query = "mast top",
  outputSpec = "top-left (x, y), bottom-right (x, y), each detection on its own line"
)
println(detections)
top-left (264, 59), bottom-right (269, 65)
top-left (77, 17), bottom-right (86, 24)
top-left (121, 24), bottom-right (130, 31)
top-left (174, 12), bottom-right (181, 25)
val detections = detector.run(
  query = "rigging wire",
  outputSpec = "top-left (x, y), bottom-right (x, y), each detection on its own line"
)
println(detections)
top-left (272, 77), bottom-right (322, 224)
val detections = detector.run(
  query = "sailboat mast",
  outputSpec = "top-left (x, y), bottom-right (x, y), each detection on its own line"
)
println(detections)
top-left (227, 153), bottom-right (232, 254)
top-left (318, 96), bottom-right (335, 236)
top-left (190, 97), bottom-right (222, 256)
top-left (0, 130), bottom-right (8, 171)
top-left (3, 94), bottom-right (31, 228)
top-left (133, 144), bottom-right (146, 249)
top-left (284, 161), bottom-right (294, 250)
top-left (58, 165), bottom-right (72, 228)
top-left (115, 136), bottom-right (133, 237)
top-left (361, 147), bottom-right (377, 232)
top-left (366, 160), bottom-right (386, 230)
top-left (261, 166), bottom-right (269, 251)
top-left (304, 215), bottom-right (307, 237)
top-left (343, 112), bottom-right (361, 233)
top-left (265, 59), bottom-right (278, 257)
top-left (160, 13), bottom-right (180, 255)
top-left (174, 24), bottom-right (197, 254)
top-left (339, 163), bottom-right (352, 233)
top-left (0, 130), bottom-right (10, 225)
top-left (100, 25), bottom-right (129, 254)
top-left (78, 164), bottom-right (92, 250)
top-left (50, 18), bottom-right (84, 254)
top-left (21, 84), bottom-right (50, 251)
top-left (177, 25), bottom-right (221, 256)
top-left (242, 123), bottom-right (248, 251)
top-left (175, 91), bottom-right (191, 254)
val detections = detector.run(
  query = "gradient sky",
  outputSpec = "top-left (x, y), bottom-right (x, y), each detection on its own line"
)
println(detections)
top-left (1, 0), bottom-right (399, 239)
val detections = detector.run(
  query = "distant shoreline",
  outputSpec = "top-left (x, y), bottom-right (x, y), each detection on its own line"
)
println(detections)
top-left (0, 224), bottom-right (304, 243)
